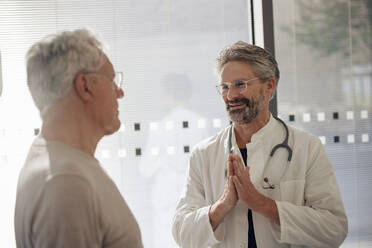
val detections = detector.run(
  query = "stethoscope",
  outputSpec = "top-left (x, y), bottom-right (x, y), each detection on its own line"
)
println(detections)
top-left (226, 116), bottom-right (293, 189)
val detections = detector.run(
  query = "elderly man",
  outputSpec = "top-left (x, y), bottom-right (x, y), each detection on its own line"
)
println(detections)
top-left (172, 41), bottom-right (348, 247)
top-left (15, 29), bottom-right (143, 248)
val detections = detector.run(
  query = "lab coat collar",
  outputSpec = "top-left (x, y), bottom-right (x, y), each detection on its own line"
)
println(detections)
top-left (230, 113), bottom-right (276, 148)
top-left (250, 113), bottom-right (276, 144)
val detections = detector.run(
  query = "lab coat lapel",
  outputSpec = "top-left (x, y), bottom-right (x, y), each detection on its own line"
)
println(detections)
top-left (246, 142), bottom-right (265, 186)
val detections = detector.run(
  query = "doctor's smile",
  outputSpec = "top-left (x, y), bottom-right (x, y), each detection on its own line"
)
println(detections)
top-left (227, 99), bottom-right (247, 110)
top-left (226, 98), bottom-right (256, 110)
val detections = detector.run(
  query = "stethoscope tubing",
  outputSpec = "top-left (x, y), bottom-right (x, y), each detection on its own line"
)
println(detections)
top-left (227, 116), bottom-right (292, 162)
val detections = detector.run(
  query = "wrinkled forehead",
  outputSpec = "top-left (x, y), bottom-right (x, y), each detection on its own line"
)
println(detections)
top-left (219, 61), bottom-right (256, 82)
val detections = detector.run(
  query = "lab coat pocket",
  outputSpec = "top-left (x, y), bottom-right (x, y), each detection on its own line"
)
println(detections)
top-left (280, 180), bottom-right (305, 205)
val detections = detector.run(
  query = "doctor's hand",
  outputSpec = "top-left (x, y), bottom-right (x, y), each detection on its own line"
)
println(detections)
top-left (230, 154), bottom-right (280, 225)
top-left (208, 160), bottom-right (238, 231)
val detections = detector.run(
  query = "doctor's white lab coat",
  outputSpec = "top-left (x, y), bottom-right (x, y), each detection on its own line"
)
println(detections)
top-left (172, 115), bottom-right (347, 248)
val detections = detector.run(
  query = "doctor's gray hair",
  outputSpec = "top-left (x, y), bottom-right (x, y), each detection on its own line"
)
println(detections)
top-left (216, 41), bottom-right (280, 98)
top-left (26, 28), bottom-right (107, 117)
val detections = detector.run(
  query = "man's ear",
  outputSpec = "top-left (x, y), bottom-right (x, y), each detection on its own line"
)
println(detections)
top-left (74, 72), bottom-right (93, 101)
top-left (265, 77), bottom-right (276, 96)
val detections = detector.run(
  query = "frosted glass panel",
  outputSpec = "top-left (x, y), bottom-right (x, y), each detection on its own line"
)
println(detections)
top-left (273, 0), bottom-right (372, 246)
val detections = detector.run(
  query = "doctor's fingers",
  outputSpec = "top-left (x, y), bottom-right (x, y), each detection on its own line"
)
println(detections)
top-left (231, 155), bottom-right (251, 179)
top-left (228, 176), bottom-right (237, 192)
top-left (234, 160), bottom-right (253, 187)
top-left (227, 160), bottom-right (235, 177)
top-left (244, 165), bottom-right (251, 178)
top-left (223, 176), bottom-right (237, 197)
top-left (232, 175), bottom-right (247, 200)
top-left (232, 158), bottom-right (245, 179)
top-left (229, 155), bottom-right (243, 173)
top-left (228, 154), bottom-right (238, 169)
top-left (228, 154), bottom-right (243, 165)
top-left (235, 155), bottom-right (246, 171)
top-left (232, 175), bottom-right (261, 210)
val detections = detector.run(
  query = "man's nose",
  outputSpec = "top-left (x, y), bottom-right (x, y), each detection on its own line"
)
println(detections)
top-left (226, 86), bottom-right (240, 100)
top-left (117, 88), bottom-right (124, 99)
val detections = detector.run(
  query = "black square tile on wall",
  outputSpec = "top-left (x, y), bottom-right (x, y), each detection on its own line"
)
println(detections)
top-left (134, 123), bottom-right (141, 131)
top-left (135, 148), bottom-right (141, 156)
top-left (34, 128), bottom-right (40, 136)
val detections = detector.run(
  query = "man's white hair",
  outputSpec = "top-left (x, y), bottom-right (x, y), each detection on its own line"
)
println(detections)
top-left (26, 29), bottom-right (106, 117)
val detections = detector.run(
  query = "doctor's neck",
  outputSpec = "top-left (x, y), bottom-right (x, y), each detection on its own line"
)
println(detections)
top-left (234, 111), bottom-right (270, 148)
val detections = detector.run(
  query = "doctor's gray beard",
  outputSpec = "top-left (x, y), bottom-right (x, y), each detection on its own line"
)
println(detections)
top-left (226, 95), bottom-right (265, 124)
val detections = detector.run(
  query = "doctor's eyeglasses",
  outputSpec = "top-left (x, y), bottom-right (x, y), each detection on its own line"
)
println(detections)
top-left (216, 77), bottom-right (259, 95)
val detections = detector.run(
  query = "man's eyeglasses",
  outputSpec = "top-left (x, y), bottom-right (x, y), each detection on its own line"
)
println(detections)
top-left (216, 77), bottom-right (259, 95)
top-left (85, 71), bottom-right (124, 89)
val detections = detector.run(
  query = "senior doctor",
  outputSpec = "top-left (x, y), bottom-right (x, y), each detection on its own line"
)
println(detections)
top-left (172, 41), bottom-right (348, 248)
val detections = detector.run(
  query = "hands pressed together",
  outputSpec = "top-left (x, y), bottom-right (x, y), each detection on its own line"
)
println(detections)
top-left (209, 154), bottom-right (279, 230)
top-left (228, 154), bottom-right (266, 211)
